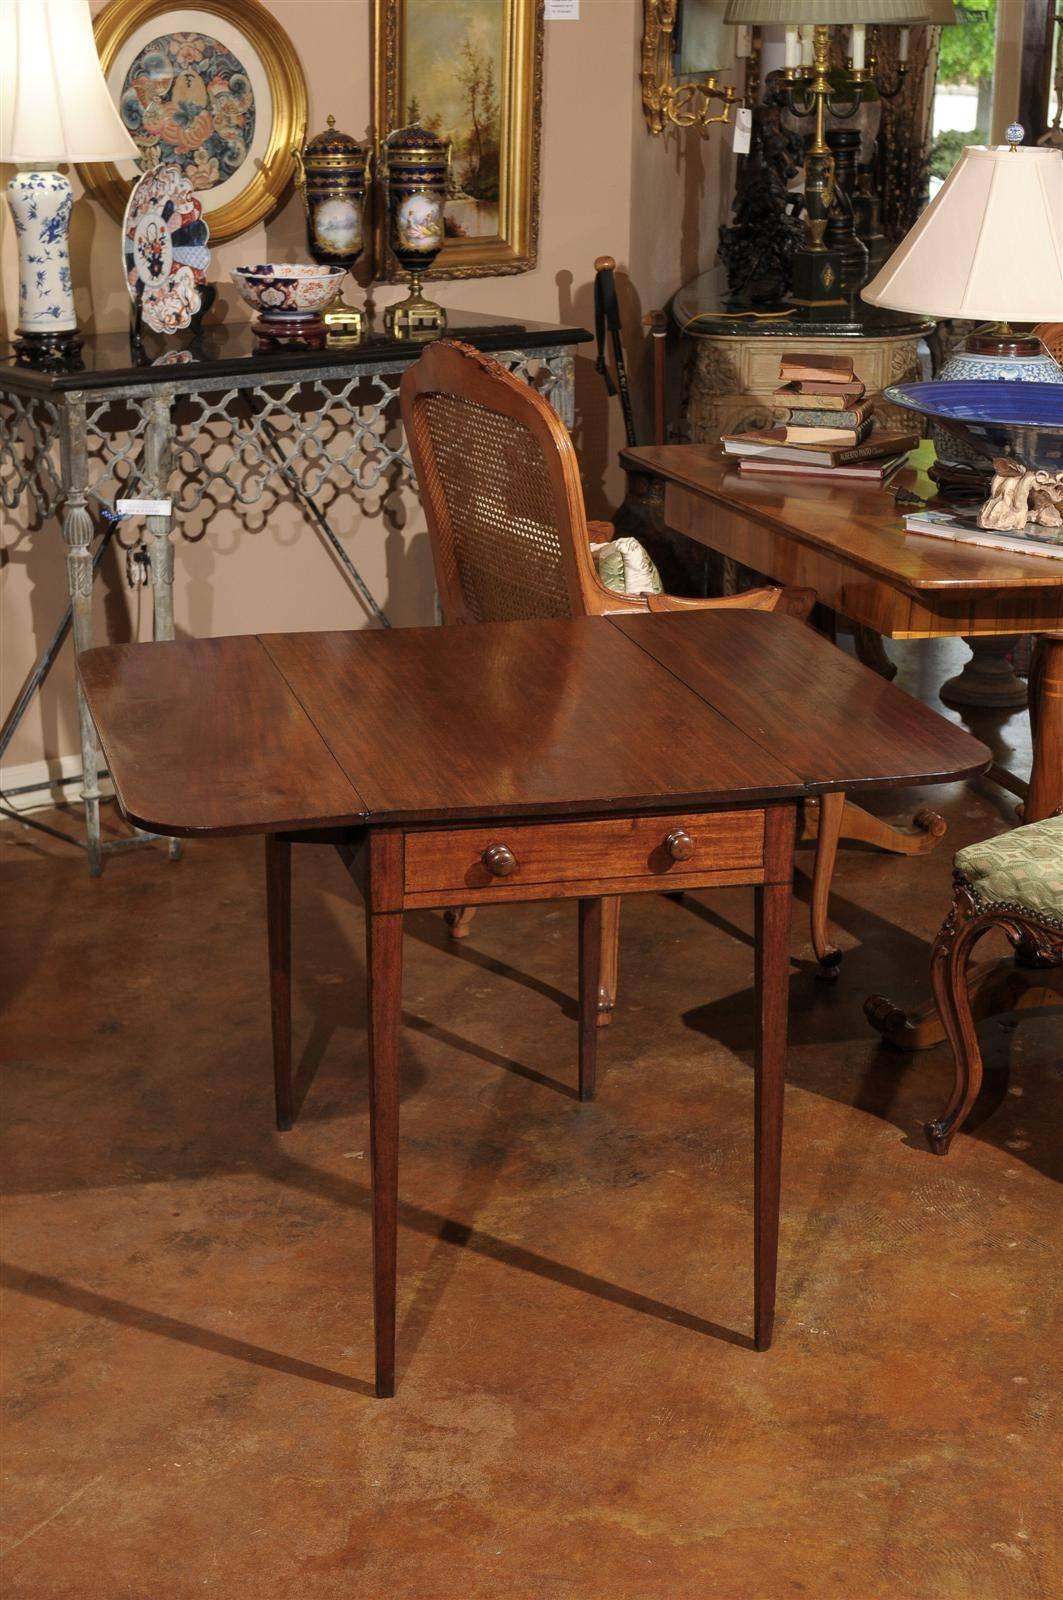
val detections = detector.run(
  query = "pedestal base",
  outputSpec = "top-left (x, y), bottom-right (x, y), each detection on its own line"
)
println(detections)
top-left (940, 636), bottom-right (1028, 710)
top-left (384, 293), bottom-right (447, 337)
top-left (13, 329), bottom-right (84, 373)
top-left (788, 247), bottom-right (846, 307)
top-left (252, 316), bottom-right (327, 346)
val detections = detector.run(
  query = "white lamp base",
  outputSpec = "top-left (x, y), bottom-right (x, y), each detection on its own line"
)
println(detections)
top-left (6, 166), bottom-right (83, 369)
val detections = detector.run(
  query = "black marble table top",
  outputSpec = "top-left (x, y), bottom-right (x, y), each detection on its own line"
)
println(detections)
top-left (0, 310), bottom-right (592, 396)
top-left (674, 271), bottom-right (933, 341)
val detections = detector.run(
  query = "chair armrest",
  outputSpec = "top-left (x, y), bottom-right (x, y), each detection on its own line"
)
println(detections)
top-left (646, 585), bottom-right (816, 620)
top-left (587, 520), bottom-right (615, 543)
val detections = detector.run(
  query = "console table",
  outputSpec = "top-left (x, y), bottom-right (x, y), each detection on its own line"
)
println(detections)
top-left (0, 312), bottom-right (590, 874)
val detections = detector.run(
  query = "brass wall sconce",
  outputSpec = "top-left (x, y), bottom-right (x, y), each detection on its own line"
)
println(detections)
top-left (642, 0), bottom-right (737, 135)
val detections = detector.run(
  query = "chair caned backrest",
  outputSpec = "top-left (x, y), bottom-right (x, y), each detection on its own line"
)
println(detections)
top-left (400, 340), bottom-right (601, 624)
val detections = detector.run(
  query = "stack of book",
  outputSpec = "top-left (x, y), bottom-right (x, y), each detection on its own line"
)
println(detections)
top-left (721, 352), bottom-right (919, 484)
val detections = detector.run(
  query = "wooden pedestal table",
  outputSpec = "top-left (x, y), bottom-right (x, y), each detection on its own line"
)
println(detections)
top-left (622, 443), bottom-right (1063, 979)
top-left (79, 610), bottom-right (987, 1396)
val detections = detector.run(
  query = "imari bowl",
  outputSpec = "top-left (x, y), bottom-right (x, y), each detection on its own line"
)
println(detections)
top-left (885, 380), bottom-right (1063, 474)
top-left (230, 263), bottom-right (346, 322)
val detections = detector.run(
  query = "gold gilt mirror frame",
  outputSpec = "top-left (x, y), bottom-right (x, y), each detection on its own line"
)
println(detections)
top-left (642, 0), bottom-right (737, 134)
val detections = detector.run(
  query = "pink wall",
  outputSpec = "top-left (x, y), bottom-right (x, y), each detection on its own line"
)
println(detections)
top-left (0, 0), bottom-right (737, 779)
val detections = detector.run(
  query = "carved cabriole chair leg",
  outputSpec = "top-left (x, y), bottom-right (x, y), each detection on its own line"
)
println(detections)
top-left (926, 881), bottom-right (1063, 1154)
top-left (810, 791), bottom-right (845, 978)
top-left (926, 887), bottom-right (992, 1155)
top-left (597, 897), bottom-right (621, 1027)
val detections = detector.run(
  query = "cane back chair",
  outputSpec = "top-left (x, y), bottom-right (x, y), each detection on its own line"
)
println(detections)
top-left (399, 338), bottom-right (815, 1026)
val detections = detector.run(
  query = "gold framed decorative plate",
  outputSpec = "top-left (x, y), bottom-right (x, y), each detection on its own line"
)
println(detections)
top-left (372, 0), bottom-right (543, 279)
top-left (79, 0), bottom-right (307, 243)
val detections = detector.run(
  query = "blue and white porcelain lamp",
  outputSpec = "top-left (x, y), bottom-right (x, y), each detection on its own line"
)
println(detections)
top-left (0, 0), bottom-right (138, 370)
top-left (862, 133), bottom-right (1063, 385)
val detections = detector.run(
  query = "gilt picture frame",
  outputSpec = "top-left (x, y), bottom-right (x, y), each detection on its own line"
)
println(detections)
top-left (78, 0), bottom-right (307, 244)
top-left (372, 0), bottom-right (543, 279)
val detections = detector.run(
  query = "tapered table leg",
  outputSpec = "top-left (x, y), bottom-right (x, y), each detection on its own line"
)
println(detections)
top-left (266, 835), bottom-right (293, 1132)
top-left (367, 904), bottom-right (403, 1398)
top-left (578, 897), bottom-right (603, 1101)
top-left (754, 807), bottom-right (795, 1352)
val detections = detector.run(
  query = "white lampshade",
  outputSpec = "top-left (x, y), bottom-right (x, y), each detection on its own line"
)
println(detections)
top-left (724, 0), bottom-right (956, 22)
top-left (0, 0), bottom-right (137, 166)
top-left (863, 144), bottom-right (1063, 322)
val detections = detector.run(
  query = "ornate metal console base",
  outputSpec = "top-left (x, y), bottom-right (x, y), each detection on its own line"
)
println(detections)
top-left (1, 321), bottom-right (583, 874)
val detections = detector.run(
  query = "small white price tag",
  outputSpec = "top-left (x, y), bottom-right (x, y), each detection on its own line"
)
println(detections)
top-left (545, 0), bottom-right (579, 17)
top-left (116, 498), bottom-right (173, 518)
top-left (732, 106), bottom-right (753, 156)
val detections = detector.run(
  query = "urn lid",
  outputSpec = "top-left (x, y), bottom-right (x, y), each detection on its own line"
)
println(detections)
top-left (385, 121), bottom-right (448, 157)
top-left (302, 115), bottom-right (365, 161)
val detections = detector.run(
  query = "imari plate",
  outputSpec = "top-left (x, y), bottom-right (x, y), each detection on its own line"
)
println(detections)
top-left (122, 163), bottom-right (212, 335)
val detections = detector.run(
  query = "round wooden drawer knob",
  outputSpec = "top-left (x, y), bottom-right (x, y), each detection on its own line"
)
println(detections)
top-left (665, 828), bottom-right (695, 862)
top-left (482, 843), bottom-right (518, 877)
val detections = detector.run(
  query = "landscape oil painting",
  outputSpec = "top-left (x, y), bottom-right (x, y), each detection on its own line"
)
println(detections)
top-left (374, 0), bottom-right (542, 277)
top-left (404, 0), bottom-right (505, 242)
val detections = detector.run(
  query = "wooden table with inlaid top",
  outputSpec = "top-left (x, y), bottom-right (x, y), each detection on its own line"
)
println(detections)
top-left (78, 610), bottom-right (988, 1396)
top-left (623, 442), bottom-right (1063, 827)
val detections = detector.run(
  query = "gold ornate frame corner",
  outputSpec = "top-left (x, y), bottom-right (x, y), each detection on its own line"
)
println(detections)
top-left (79, 0), bottom-right (307, 243)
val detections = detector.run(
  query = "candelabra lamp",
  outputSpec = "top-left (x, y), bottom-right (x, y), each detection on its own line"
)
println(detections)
top-left (379, 124), bottom-right (451, 337)
top-left (293, 116), bottom-right (372, 340)
top-left (724, 0), bottom-right (956, 304)
top-left (0, 0), bottom-right (138, 370)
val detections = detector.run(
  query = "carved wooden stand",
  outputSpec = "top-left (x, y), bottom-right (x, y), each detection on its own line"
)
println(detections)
top-left (921, 882), bottom-right (1063, 1154)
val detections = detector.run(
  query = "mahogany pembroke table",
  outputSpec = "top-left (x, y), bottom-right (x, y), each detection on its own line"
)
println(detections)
top-left (79, 609), bottom-right (988, 1395)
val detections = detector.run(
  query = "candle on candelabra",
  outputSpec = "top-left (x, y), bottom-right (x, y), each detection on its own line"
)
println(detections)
top-left (799, 24), bottom-right (814, 66)
top-left (898, 27), bottom-right (910, 63)
top-left (851, 23), bottom-right (866, 70)
top-left (784, 25), bottom-right (799, 68)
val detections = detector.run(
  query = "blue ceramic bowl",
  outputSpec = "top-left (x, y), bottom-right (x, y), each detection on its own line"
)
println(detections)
top-left (885, 380), bottom-right (1063, 474)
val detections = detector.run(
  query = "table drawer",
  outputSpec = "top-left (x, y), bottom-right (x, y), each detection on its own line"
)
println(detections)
top-left (403, 809), bottom-right (766, 902)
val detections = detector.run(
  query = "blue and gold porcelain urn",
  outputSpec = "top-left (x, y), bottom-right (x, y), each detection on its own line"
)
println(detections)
top-left (380, 123), bottom-right (451, 336)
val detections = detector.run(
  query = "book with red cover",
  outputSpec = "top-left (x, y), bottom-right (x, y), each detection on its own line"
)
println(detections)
top-left (777, 352), bottom-right (856, 385)
top-left (773, 381), bottom-right (867, 408)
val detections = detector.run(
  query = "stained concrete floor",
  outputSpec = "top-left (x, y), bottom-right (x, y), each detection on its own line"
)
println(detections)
top-left (2, 637), bottom-right (1060, 1600)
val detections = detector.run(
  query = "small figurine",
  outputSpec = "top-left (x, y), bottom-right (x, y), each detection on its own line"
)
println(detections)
top-left (979, 457), bottom-right (1063, 531)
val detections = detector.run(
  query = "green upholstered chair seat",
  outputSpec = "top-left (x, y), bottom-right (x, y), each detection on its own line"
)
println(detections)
top-left (954, 816), bottom-right (1063, 926)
